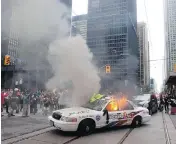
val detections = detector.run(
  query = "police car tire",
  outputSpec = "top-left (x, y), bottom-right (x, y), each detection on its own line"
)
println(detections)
top-left (131, 116), bottom-right (142, 128)
top-left (77, 119), bottom-right (95, 136)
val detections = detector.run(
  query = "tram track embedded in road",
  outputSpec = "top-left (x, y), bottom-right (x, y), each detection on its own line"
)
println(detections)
top-left (117, 128), bottom-right (134, 144)
top-left (62, 136), bottom-right (81, 144)
top-left (62, 128), bottom-right (134, 144)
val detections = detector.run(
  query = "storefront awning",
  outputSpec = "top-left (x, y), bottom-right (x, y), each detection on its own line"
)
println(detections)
top-left (166, 72), bottom-right (176, 85)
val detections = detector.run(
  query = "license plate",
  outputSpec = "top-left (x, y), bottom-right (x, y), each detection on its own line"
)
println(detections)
top-left (50, 120), bottom-right (54, 126)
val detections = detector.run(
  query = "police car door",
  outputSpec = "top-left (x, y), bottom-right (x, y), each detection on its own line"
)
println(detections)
top-left (117, 101), bottom-right (135, 126)
top-left (104, 100), bottom-right (122, 127)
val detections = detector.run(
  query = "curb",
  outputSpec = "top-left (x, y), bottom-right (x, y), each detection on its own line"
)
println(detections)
top-left (1, 127), bottom-right (54, 144)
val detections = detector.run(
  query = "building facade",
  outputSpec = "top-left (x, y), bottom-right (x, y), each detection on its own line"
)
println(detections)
top-left (1, 0), bottom-right (72, 89)
top-left (87, 0), bottom-right (138, 90)
top-left (72, 14), bottom-right (87, 40)
top-left (137, 22), bottom-right (150, 90)
top-left (1, 0), bottom-right (24, 88)
top-left (60, 0), bottom-right (72, 36)
top-left (164, 0), bottom-right (176, 79)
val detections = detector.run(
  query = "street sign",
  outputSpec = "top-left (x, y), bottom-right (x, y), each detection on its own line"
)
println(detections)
top-left (15, 81), bottom-right (18, 85)
top-left (19, 79), bottom-right (23, 84)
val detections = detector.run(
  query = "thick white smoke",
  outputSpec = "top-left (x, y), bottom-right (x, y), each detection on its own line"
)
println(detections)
top-left (47, 37), bottom-right (101, 106)
top-left (2, 0), bottom-right (101, 106)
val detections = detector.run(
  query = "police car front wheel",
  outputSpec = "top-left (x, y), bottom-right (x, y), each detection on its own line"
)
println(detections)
top-left (77, 119), bottom-right (95, 136)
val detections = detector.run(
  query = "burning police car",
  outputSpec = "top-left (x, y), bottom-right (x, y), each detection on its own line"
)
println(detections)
top-left (48, 95), bottom-right (151, 135)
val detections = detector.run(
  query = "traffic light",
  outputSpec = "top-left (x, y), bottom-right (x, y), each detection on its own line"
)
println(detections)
top-left (4, 55), bottom-right (10, 65)
top-left (105, 65), bottom-right (111, 73)
top-left (174, 64), bottom-right (176, 72)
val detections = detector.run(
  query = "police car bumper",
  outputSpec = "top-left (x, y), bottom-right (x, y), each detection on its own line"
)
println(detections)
top-left (48, 116), bottom-right (78, 132)
top-left (142, 115), bottom-right (151, 123)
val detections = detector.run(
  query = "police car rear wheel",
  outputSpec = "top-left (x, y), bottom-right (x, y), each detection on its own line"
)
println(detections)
top-left (131, 116), bottom-right (142, 128)
top-left (77, 119), bottom-right (95, 136)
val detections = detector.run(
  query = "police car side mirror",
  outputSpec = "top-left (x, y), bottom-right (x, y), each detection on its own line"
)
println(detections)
top-left (103, 109), bottom-right (108, 116)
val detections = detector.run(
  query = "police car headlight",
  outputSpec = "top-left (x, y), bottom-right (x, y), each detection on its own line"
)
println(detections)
top-left (61, 116), bottom-right (77, 122)
top-left (143, 103), bottom-right (149, 108)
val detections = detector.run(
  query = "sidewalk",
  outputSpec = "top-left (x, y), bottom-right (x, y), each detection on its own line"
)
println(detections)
top-left (123, 112), bottom-right (176, 144)
top-left (1, 109), bottom-right (51, 141)
top-left (169, 115), bottom-right (176, 129)
top-left (163, 112), bottom-right (176, 144)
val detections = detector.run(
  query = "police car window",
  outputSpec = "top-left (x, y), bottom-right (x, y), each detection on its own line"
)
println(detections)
top-left (120, 101), bottom-right (134, 110)
top-left (106, 101), bottom-right (119, 112)
top-left (82, 99), bottom-right (108, 111)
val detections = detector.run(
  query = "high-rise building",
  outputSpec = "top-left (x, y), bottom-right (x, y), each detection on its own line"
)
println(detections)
top-left (72, 14), bottom-right (87, 40)
top-left (137, 22), bottom-right (150, 89)
top-left (150, 78), bottom-right (157, 93)
top-left (87, 0), bottom-right (138, 89)
top-left (1, 0), bottom-right (73, 89)
top-left (60, 0), bottom-right (72, 36)
top-left (164, 0), bottom-right (176, 79)
top-left (1, 0), bottom-right (22, 88)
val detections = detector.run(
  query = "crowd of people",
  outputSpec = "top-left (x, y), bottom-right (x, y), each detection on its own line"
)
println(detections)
top-left (159, 92), bottom-right (176, 113)
top-left (1, 88), bottom-right (70, 117)
top-left (1, 87), bottom-right (176, 117)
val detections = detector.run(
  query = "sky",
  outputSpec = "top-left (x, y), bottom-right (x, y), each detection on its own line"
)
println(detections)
top-left (72, 0), bottom-right (165, 92)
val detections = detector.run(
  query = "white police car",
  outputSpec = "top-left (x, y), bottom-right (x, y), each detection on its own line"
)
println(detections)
top-left (48, 96), bottom-right (151, 135)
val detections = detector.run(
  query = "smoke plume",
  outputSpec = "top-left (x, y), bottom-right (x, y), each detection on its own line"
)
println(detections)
top-left (47, 37), bottom-right (101, 106)
top-left (2, 0), bottom-right (101, 105)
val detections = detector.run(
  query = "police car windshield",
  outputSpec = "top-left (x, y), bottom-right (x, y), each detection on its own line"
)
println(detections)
top-left (135, 95), bottom-right (150, 101)
top-left (82, 99), bottom-right (108, 111)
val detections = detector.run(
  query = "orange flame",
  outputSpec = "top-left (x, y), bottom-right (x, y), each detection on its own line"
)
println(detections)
top-left (106, 96), bottom-right (128, 111)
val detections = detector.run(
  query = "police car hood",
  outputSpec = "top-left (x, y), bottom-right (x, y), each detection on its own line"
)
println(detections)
top-left (54, 107), bottom-right (97, 117)
top-left (138, 100), bottom-right (149, 105)
top-left (135, 106), bottom-right (148, 112)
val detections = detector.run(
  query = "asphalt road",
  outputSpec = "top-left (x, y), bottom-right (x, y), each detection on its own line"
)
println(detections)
top-left (12, 113), bottom-right (174, 144)
top-left (1, 109), bottom-right (50, 140)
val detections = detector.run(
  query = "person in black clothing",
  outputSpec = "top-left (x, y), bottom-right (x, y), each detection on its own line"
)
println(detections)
top-left (164, 96), bottom-right (169, 113)
top-left (159, 94), bottom-right (164, 111)
top-left (31, 95), bottom-right (38, 115)
top-left (19, 95), bottom-right (23, 112)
